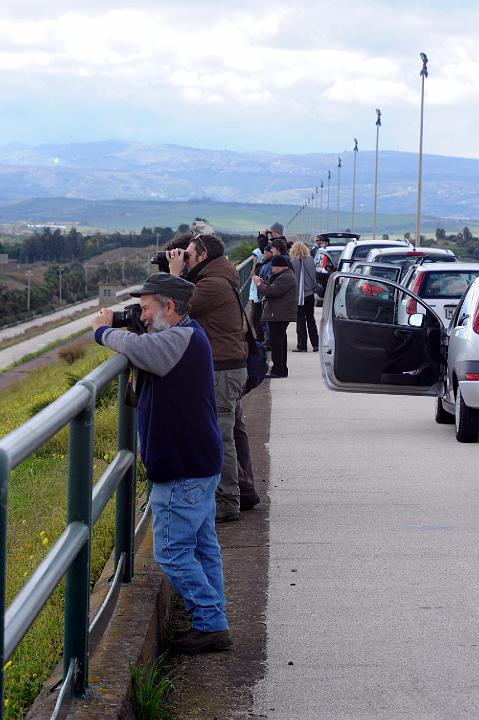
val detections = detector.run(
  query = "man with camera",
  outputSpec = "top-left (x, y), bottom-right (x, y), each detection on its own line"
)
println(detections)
top-left (91, 273), bottom-right (231, 655)
top-left (167, 233), bottom-right (260, 523)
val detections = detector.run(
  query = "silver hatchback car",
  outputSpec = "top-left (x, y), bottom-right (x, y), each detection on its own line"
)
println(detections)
top-left (320, 272), bottom-right (479, 443)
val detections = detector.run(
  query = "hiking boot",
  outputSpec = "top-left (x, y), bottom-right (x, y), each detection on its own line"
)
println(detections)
top-left (171, 629), bottom-right (232, 654)
top-left (215, 512), bottom-right (240, 523)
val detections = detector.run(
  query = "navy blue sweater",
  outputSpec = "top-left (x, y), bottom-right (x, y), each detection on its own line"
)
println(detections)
top-left (95, 317), bottom-right (223, 483)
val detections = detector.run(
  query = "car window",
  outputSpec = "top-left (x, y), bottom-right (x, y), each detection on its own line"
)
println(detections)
top-left (351, 243), bottom-right (405, 260)
top-left (420, 271), bottom-right (479, 299)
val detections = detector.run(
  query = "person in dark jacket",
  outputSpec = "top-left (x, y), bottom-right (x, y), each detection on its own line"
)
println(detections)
top-left (91, 272), bottom-right (231, 655)
top-left (252, 256), bottom-right (297, 378)
top-left (168, 234), bottom-right (260, 521)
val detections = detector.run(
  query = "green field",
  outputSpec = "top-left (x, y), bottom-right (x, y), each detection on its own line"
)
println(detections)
top-left (0, 197), bottom-right (474, 236)
top-left (0, 342), bottom-right (145, 719)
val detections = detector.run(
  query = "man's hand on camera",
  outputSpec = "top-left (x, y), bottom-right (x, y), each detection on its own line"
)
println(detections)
top-left (167, 249), bottom-right (186, 276)
top-left (252, 275), bottom-right (261, 286)
top-left (92, 308), bottom-right (113, 331)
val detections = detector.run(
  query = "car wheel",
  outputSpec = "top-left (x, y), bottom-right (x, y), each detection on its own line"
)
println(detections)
top-left (435, 397), bottom-right (454, 424)
top-left (455, 389), bottom-right (479, 442)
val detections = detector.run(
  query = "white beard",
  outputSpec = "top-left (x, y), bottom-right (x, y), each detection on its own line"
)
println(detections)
top-left (151, 311), bottom-right (170, 332)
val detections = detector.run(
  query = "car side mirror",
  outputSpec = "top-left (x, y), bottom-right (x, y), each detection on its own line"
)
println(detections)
top-left (408, 313), bottom-right (425, 328)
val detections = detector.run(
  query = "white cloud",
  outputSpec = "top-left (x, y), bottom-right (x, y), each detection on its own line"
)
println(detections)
top-left (0, 1), bottom-right (476, 155)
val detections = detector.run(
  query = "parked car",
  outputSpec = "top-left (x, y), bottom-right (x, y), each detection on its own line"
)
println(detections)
top-left (320, 272), bottom-right (479, 442)
top-left (399, 262), bottom-right (479, 327)
top-left (338, 239), bottom-right (413, 270)
top-left (364, 246), bottom-right (457, 278)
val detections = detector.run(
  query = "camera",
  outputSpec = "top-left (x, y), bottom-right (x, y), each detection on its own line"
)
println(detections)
top-left (150, 250), bottom-right (189, 266)
top-left (112, 303), bottom-right (147, 334)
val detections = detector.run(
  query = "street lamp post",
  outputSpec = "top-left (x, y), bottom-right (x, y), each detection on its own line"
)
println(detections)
top-left (336, 157), bottom-right (342, 231)
top-left (83, 263), bottom-right (89, 295)
top-left (326, 170), bottom-right (331, 230)
top-left (415, 52), bottom-right (428, 248)
top-left (59, 265), bottom-right (64, 304)
top-left (319, 180), bottom-right (324, 232)
top-left (351, 138), bottom-right (359, 232)
top-left (372, 108), bottom-right (381, 241)
top-left (25, 270), bottom-right (32, 311)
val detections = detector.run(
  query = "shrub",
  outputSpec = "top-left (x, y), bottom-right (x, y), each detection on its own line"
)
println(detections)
top-left (58, 343), bottom-right (86, 364)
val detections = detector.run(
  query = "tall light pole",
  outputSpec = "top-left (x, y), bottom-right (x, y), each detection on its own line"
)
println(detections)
top-left (372, 108), bottom-right (381, 240)
top-left (326, 170), bottom-right (331, 230)
top-left (351, 138), bottom-right (359, 232)
top-left (83, 263), bottom-right (89, 295)
top-left (336, 157), bottom-right (342, 231)
top-left (319, 180), bottom-right (324, 232)
top-left (26, 270), bottom-right (32, 310)
top-left (415, 52), bottom-right (428, 248)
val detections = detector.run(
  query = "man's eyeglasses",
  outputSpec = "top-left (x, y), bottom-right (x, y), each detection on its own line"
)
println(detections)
top-left (193, 234), bottom-right (208, 256)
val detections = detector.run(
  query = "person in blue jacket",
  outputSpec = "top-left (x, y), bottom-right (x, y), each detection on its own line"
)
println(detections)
top-left (91, 272), bottom-right (231, 655)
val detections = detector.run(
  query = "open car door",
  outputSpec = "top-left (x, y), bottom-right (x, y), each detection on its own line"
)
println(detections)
top-left (320, 272), bottom-right (446, 396)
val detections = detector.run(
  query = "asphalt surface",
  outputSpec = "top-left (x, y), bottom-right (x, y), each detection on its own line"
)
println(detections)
top-left (0, 295), bottom-right (134, 370)
top-left (252, 320), bottom-right (479, 719)
top-left (0, 284), bottom-right (140, 344)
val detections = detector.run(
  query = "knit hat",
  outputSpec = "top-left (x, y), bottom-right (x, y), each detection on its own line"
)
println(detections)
top-left (271, 256), bottom-right (289, 267)
top-left (270, 222), bottom-right (284, 234)
top-left (130, 272), bottom-right (195, 301)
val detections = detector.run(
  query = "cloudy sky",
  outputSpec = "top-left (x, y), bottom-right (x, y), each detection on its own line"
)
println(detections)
top-left (0, 0), bottom-right (477, 157)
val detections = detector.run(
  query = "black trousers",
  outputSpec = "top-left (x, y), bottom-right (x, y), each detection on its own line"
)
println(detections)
top-left (268, 321), bottom-right (289, 377)
top-left (251, 301), bottom-right (265, 341)
top-left (296, 294), bottom-right (319, 350)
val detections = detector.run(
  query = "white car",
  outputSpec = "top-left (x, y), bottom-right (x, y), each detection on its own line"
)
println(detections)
top-left (320, 272), bottom-right (479, 442)
top-left (338, 238), bottom-right (413, 271)
top-left (399, 262), bottom-right (479, 327)
top-left (364, 246), bottom-right (457, 278)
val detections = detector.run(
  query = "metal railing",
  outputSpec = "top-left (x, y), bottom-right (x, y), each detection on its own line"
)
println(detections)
top-left (0, 253), bottom-right (255, 719)
top-left (0, 354), bottom-right (141, 719)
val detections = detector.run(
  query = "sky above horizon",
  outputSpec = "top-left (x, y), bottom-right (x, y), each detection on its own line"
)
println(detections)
top-left (0, 1), bottom-right (478, 158)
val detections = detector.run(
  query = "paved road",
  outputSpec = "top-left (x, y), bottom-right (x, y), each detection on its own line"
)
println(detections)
top-left (0, 297), bottom-right (133, 369)
top-left (0, 284), bottom-right (140, 344)
top-left (252, 320), bottom-right (479, 719)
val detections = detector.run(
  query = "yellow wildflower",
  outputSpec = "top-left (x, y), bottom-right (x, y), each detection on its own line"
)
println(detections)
top-left (3, 660), bottom-right (12, 671)
top-left (39, 530), bottom-right (45, 537)
top-left (42, 537), bottom-right (49, 546)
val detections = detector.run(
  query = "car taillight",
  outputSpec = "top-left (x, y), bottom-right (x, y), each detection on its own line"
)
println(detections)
top-left (465, 373), bottom-right (479, 380)
top-left (361, 282), bottom-right (386, 296)
top-left (320, 254), bottom-right (329, 269)
top-left (406, 273), bottom-right (424, 314)
top-left (473, 302), bottom-right (479, 334)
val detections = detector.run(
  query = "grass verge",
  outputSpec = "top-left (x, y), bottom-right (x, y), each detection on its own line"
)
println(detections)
top-left (130, 653), bottom-right (175, 720)
top-left (0, 341), bottom-right (145, 719)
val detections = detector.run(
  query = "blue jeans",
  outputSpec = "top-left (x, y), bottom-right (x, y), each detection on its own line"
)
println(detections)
top-left (150, 474), bottom-right (228, 632)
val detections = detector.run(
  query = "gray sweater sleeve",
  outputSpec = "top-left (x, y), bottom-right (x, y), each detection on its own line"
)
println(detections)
top-left (99, 326), bottom-right (193, 376)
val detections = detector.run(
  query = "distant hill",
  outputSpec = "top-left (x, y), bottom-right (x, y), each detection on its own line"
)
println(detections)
top-left (0, 197), bottom-right (472, 236)
top-left (0, 141), bottom-right (477, 219)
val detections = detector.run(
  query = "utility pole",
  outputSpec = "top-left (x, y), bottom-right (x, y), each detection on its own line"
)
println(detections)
top-left (120, 257), bottom-right (126, 284)
top-left (83, 263), bottom-right (89, 295)
top-left (372, 108), bottom-right (381, 241)
top-left (59, 265), bottom-right (64, 304)
top-left (415, 52), bottom-right (428, 248)
top-left (26, 270), bottom-right (33, 311)
top-left (351, 138), bottom-right (359, 232)
top-left (336, 157), bottom-right (342, 231)
top-left (326, 170), bottom-right (331, 230)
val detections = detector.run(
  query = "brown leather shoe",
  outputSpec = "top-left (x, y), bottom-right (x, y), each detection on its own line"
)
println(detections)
top-left (171, 629), bottom-right (232, 654)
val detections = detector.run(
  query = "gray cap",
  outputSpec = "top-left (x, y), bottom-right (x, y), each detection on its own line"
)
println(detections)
top-left (130, 272), bottom-right (195, 302)
top-left (270, 222), bottom-right (284, 234)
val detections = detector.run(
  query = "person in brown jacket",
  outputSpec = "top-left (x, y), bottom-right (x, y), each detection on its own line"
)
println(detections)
top-left (168, 234), bottom-right (260, 521)
top-left (252, 256), bottom-right (297, 378)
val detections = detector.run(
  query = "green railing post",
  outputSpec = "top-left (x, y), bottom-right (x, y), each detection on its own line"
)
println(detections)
top-left (63, 382), bottom-right (95, 696)
top-left (116, 370), bottom-right (137, 582)
top-left (0, 450), bottom-right (10, 720)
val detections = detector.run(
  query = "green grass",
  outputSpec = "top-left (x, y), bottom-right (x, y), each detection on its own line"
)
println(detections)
top-left (0, 341), bottom-right (145, 719)
top-left (130, 653), bottom-right (175, 720)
